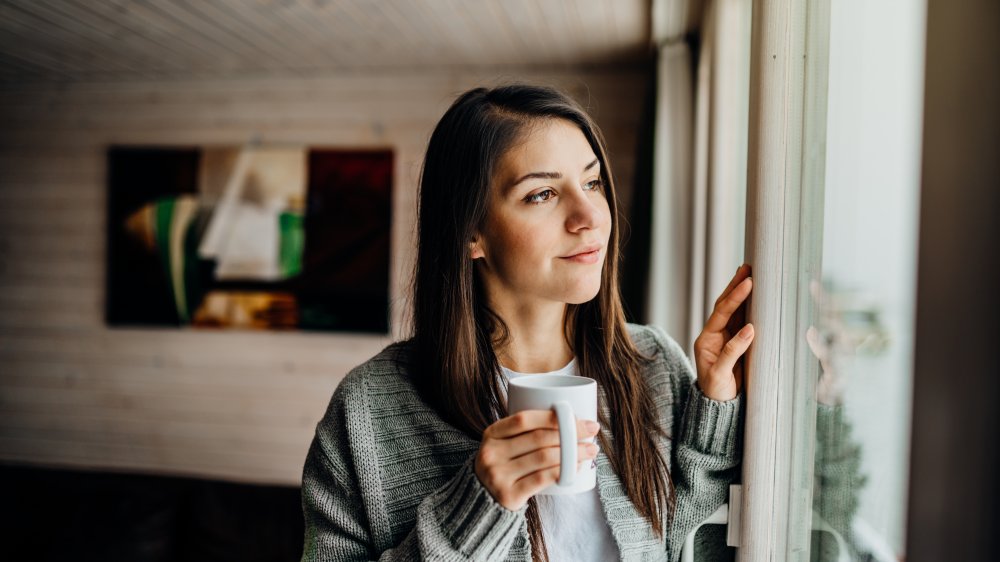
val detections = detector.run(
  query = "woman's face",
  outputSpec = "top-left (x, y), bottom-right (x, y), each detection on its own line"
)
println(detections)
top-left (471, 118), bottom-right (612, 310)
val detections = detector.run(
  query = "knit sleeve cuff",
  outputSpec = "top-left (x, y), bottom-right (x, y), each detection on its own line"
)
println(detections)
top-left (430, 456), bottom-right (526, 559)
top-left (679, 381), bottom-right (744, 458)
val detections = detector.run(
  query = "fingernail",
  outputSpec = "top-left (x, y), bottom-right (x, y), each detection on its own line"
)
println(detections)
top-left (739, 324), bottom-right (754, 340)
top-left (585, 420), bottom-right (600, 433)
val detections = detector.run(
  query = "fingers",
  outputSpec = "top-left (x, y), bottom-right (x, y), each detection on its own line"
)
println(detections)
top-left (704, 276), bottom-right (753, 334)
top-left (805, 326), bottom-right (825, 361)
top-left (501, 419), bottom-right (599, 459)
top-left (711, 323), bottom-right (755, 377)
top-left (716, 264), bottom-right (752, 306)
top-left (510, 442), bottom-right (598, 497)
top-left (508, 441), bottom-right (598, 479)
top-left (487, 410), bottom-right (558, 439)
top-left (479, 438), bottom-right (599, 509)
top-left (488, 410), bottom-right (598, 440)
top-left (509, 466), bottom-right (561, 503)
top-left (575, 418), bottom-right (600, 439)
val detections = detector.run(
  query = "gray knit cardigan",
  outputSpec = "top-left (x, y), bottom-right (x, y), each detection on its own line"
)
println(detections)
top-left (301, 323), bottom-right (743, 561)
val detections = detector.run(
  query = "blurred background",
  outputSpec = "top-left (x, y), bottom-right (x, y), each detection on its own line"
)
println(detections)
top-left (0, 1), bottom-right (996, 561)
top-left (0, 2), bottom-right (653, 560)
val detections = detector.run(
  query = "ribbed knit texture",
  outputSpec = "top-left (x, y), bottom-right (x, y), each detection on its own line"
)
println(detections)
top-left (301, 324), bottom-right (744, 561)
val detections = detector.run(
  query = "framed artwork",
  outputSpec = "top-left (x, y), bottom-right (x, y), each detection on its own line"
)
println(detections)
top-left (106, 145), bottom-right (392, 333)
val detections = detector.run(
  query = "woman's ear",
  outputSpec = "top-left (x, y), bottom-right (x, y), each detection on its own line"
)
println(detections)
top-left (469, 235), bottom-right (485, 260)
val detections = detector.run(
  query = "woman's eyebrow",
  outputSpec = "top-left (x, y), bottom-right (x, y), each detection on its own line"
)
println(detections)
top-left (506, 158), bottom-right (600, 193)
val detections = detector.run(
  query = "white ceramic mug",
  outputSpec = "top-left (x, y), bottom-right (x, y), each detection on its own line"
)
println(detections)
top-left (507, 374), bottom-right (598, 495)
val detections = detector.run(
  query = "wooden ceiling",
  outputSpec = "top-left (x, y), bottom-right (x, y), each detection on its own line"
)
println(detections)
top-left (0, 0), bottom-right (652, 83)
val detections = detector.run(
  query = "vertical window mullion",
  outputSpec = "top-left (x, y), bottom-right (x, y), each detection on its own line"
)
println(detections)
top-left (739, 0), bottom-right (814, 559)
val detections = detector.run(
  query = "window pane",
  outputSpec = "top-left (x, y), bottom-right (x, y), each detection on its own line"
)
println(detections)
top-left (799, 0), bottom-right (925, 560)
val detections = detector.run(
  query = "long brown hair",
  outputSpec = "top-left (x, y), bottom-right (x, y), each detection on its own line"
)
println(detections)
top-left (411, 84), bottom-right (673, 561)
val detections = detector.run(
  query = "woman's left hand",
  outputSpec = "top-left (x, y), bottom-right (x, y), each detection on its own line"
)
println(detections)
top-left (693, 264), bottom-right (754, 401)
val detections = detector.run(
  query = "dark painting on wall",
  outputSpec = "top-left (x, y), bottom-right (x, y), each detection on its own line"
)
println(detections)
top-left (106, 146), bottom-right (392, 333)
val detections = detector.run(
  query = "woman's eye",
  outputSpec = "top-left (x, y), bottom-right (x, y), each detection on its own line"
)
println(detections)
top-left (524, 189), bottom-right (556, 204)
top-left (584, 178), bottom-right (604, 191)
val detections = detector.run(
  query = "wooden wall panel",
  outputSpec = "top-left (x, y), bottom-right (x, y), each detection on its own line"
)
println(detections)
top-left (0, 68), bottom-right (648, 485)
top-left (0, 1), bottom-right (649, 82)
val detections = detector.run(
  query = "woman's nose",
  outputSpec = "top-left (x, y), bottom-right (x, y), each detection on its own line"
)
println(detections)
top-left (565, 188), bottom-right (606, 232)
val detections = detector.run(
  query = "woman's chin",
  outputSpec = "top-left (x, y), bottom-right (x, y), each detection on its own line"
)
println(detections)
top-left (563, 280), bottom-right (603, 304)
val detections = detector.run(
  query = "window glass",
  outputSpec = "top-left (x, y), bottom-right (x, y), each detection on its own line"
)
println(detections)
top-left (797, 0), bottom-right (925, 560)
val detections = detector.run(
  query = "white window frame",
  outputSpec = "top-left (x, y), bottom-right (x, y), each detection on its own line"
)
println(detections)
top-left (738, 0), bottom-right (831, 559)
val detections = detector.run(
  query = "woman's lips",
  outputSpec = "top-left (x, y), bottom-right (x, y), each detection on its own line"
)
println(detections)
top-left (560, 249), bottom-right (601, 264)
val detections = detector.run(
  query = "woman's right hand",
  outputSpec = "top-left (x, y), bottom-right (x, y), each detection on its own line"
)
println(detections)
top-left (474, 410), bottom-right (600, 511)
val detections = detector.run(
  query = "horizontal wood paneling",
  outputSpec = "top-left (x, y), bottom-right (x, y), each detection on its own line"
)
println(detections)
top-left (0, 0), bottom-right (649, 83)
top-left (0, 68), bottom-right (649, 485)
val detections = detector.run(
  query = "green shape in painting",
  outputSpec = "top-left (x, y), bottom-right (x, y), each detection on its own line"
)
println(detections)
top-left (279, 209), bottom-right (305, 278)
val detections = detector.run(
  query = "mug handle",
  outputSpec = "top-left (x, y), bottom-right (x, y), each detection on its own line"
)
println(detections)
top-left (552, 401), bottom-right (576, 487)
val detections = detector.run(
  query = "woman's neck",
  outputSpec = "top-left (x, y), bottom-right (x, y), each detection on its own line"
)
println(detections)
top-left (494, 302), bottom-right (573, 374)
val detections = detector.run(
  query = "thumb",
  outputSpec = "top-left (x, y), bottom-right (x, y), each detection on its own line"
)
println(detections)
top-left (713, 324), bottom-right (754, 378)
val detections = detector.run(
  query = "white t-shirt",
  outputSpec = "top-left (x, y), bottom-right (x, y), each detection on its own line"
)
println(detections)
top-left (500, 359), bottom-right (621, 562)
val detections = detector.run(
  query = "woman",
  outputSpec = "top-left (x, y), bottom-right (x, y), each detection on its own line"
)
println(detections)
top-left (301, 84), bottom-right (754, 561)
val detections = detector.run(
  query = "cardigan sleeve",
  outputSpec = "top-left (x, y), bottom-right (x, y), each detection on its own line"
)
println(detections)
top-left (812, 403), bottom-right (866, 559)
top-left (301, 370), bottom-right (527, 562)
top-left (646, 325), bottom-right (744, 562)
top-left (669, 380), bottom-right (743, 562)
